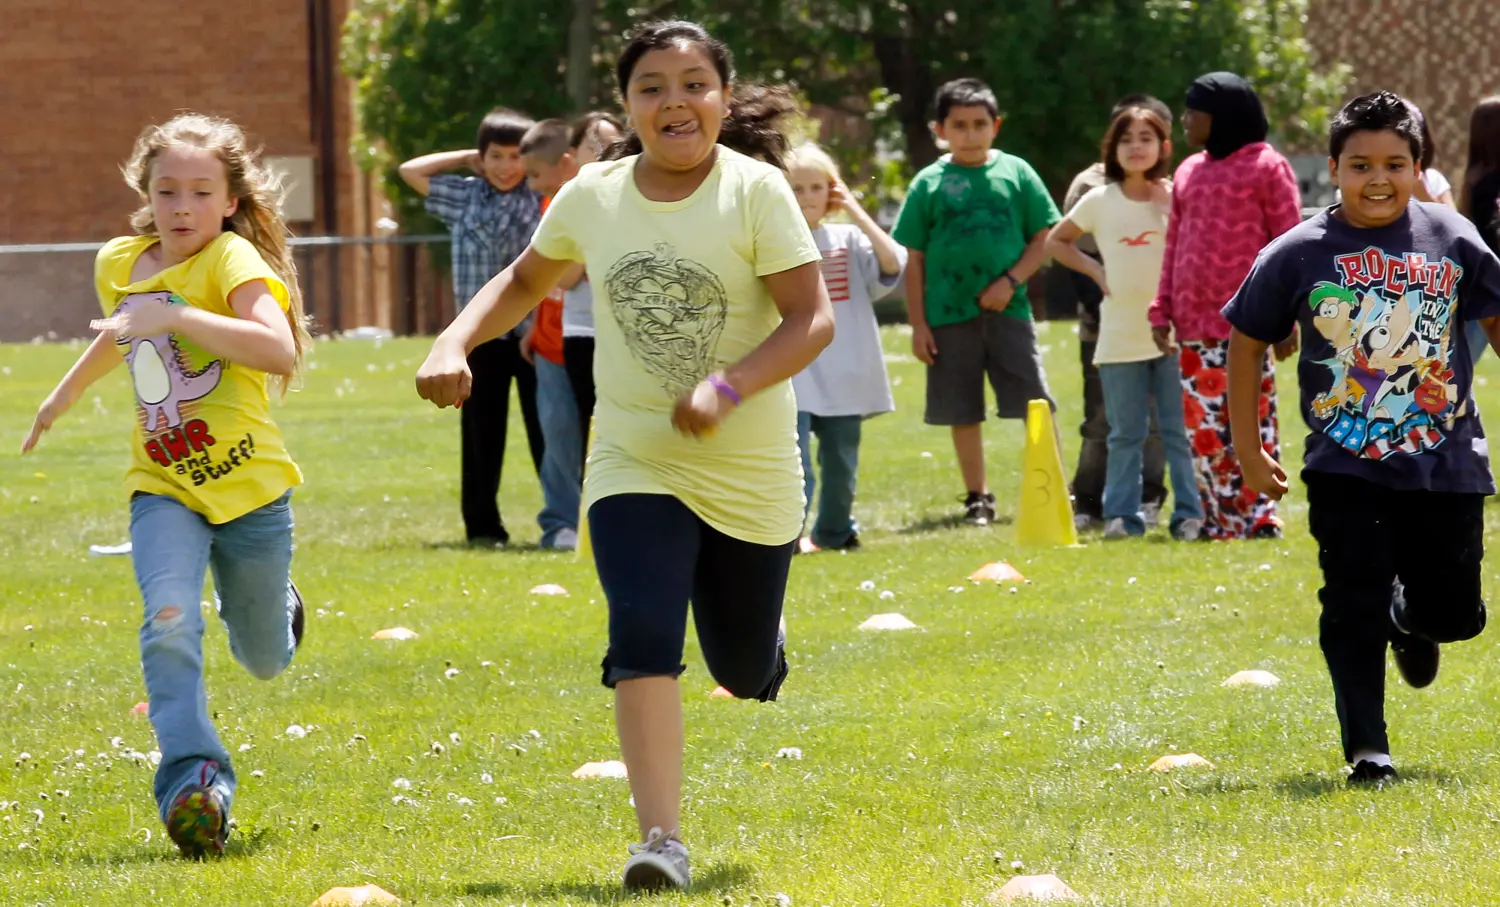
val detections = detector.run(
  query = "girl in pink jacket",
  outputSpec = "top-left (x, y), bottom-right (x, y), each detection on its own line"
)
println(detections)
top-left (1149, 72), bottom-right (1302, 539)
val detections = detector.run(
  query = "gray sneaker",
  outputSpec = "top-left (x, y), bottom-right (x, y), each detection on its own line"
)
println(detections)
top-left (622, 827), bottom-right (690, 891)
top-left (1142, 501), bottom-right (1162, 530)
top-left (1174, 518), bottom-right (1204, 542)
top-left (1102, 517), bottom-right (1130, 540)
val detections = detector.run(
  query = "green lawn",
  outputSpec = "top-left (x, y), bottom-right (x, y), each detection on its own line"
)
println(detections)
top-left (5, 327), bottom-right (1500, 905)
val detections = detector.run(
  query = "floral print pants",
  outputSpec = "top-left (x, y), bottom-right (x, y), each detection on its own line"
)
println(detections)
top-left (1178, 339), bottom-right (1282, 539)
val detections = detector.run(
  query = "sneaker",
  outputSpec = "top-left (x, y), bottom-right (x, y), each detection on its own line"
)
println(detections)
top-left (1102, 517), bottom-right (1130, 540)
top-left (544, 528), bottom-right (579, 551)
top-left (290, 581), bottom-right (305, 651)
top-left (963, 492), bottom-right (997, 526)
top-left (796, 537), bottom-right (820, 555)
top-left (622, 827), bottom-right (691, 891)
top-left (1347, 760), bottom-right (1399, 787)
top-left (165, 762), bottom-right (229, 858)
top-left (1389, 582), bottom-right (1439, 688)
top-left (1142, 501), bottom-right (1162, 530)
top-left (1173, 518), bottom-right (1203, 542)
top-left (821, 534), bottom-right (861, 552)
top-left (1073, 513), bottom-right (1102, 533)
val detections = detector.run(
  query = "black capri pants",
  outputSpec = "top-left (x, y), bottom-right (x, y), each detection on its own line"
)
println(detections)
top-left (589, 493), bottom-right (793, 701)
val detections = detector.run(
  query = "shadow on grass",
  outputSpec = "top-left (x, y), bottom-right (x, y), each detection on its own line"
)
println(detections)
top-left (44, 825), bottom-right (279, 867)
top-left (461, 861), bottom-right (753, 903)
top-left (418, 540), bottom-right (550, 554)
top-left (1178, 765), bottom-right (1465, 801)
top-left (897, 513), bottom-right (1015, 534)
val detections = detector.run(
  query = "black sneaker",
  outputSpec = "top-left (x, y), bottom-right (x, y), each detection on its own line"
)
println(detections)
top-left (290, 581), bottom-right (305, 651)
top-left (1389, 581), bottom-right (1439, 688)
top-left (1347, 760), bottom-right (1399, 787)
top-left (963, 492), bottom-right (997, 526)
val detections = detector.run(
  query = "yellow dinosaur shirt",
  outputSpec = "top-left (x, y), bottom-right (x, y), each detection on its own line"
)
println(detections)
top-left (96, 232), bottom-right (303, 524)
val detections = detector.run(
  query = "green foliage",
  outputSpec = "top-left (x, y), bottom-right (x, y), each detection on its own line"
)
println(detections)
top-left (343, 0), bottom-right (1348, 220)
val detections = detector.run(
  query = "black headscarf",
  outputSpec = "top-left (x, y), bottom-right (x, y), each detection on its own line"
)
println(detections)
top-left (1185, 72), bottom-right (1269, 160)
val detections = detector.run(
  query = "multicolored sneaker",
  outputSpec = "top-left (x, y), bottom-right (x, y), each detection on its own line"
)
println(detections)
top-left (622, 827), bottom-right (691, 890)
top-left (165, 762), bottom-right (229, 858)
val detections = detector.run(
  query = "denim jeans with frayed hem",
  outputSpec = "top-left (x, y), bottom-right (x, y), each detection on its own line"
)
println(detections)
top-left (130, 491), bottom-right (297, 822)
top-left (1099, 356), bottom-right (1203, 535)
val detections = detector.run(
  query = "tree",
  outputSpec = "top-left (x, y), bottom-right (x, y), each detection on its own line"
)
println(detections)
top-left (344, 0), bottom-right (1347, 222)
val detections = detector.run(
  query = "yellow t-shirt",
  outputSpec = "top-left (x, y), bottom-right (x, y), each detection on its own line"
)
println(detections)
top-left (96, 232), bottom-right (303, 524)
top-left (531, 147), bottom-right (821, 545)
top-left (1066, 181), bottom-right (1171, 364)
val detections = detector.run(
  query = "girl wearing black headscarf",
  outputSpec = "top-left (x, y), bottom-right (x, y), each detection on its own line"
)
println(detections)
top-left (1147, 72), bottom-right (1303, 539)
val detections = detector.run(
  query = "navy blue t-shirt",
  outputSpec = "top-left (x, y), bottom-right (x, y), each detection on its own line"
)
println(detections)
top-left (1223, 202), bottom-right (1500, 493)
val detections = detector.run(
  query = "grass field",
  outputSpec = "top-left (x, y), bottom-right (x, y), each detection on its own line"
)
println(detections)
top-left (5, 326), bottom-right (1500, 906)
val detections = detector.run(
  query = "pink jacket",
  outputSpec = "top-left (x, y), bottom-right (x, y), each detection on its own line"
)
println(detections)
top-left (1149, 143), bottom-right (1303, 341)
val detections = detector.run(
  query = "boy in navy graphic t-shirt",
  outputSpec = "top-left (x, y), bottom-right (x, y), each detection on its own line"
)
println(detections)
top-left (1224, 92), bottom-right (1500, 785)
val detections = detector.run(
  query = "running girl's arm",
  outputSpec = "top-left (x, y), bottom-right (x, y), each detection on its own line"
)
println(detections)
top-left (415, 248), bottom-right (571, 408)
top-left (671, 261), bottom-right (833, 437)
top-left (398, 150), bottom-right (479, 196)
top-left (558, 263), bottom-right (586, 290)
top-left (92, 280), bottom-right (298, 376)
top-left (1227, 328), bottom-right (1288, 499)
top-left (1045, 219), bottom-right (1108, 293)
top-left (20, 332), bottom-right (124, 453)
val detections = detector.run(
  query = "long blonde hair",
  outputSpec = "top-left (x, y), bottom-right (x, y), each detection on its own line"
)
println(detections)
top-left (122, 113), bottom-right (310, 393)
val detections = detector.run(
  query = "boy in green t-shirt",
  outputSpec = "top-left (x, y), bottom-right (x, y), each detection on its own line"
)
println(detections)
top-left (893, 77), bottom-right (1061, 526)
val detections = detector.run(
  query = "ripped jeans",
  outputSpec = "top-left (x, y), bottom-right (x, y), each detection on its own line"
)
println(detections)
top-left (130, 491), bottom-right (299, 822)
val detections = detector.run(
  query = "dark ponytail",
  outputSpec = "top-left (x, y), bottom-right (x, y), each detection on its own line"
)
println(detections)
top-left (606, 20), bottom-right (796, 169)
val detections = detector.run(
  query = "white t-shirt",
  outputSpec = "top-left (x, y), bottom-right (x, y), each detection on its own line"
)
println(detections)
top-left (1424, 168), bottom-right (1452, 201)
top-left (791, 223), bottom-right (903, 418)
top-left (1065, 181), bottom-right (1171, 364)
top-left (562, 278), bottom-right (594, 338)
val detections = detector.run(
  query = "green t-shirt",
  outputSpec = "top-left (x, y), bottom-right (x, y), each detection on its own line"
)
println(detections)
top-left (892, 150), bottom-right (1061, 326)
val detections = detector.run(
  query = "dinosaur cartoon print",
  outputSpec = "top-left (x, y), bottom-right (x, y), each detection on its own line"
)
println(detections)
top-left (1306, 246), bottom-right (1465, 459)
top-left (113, 291), bottom-right (223, 431)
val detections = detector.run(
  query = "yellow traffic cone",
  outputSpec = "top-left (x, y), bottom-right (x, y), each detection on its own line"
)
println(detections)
top-left (1016, 398), bottom-right (1078, 547)
top-left (577, 418), bottom-right (595, 561)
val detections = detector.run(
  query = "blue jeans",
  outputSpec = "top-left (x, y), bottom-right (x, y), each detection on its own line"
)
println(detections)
top-left (535, 355), bottom-right (582, 545)
top-left (130, 491), bottom-right (298, 822)
top-left (1099, 356), bottom-right (1204, 535)
top-left (796, 412), bottom-right (863, 548)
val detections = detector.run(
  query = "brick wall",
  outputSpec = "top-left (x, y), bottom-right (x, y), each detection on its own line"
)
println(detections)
top-left (1306, 0), bottom-right (1500, 196)
top-left (0, 0), bottom-right (371, 340)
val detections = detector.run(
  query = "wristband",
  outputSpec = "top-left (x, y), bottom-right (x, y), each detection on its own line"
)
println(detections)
top-left (1002, 270), bottom-right (1020, 289)
top-left (707, 373), bottom-right (741, 407)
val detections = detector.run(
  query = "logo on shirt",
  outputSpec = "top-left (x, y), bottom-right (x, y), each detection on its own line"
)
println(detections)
top-left (820, 248), bottom-right (851, 304)
top-left (604, 243), bottom-right (727, 396)
top-left (1306, 246), bottom-right (1464, 459)
top-left (114, 291), bottom-right (223, 433)
top-left (1118, 230), bottom-right (1158, 247)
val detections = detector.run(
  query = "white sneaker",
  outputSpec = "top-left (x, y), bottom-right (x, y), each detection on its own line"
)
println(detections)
top-left (1175, 518), bottom-right (1203, 542)
top-left (1142, 501), bottom-right (1162, 530)
top-left (623, 827), bottom-right (690, 890)
top-left (1102, 518), bottom-right (1130, 540)
top-left (1073, 513), bottom-right (1101, 532)
top-left (545, 528), bottom-right (578, 551)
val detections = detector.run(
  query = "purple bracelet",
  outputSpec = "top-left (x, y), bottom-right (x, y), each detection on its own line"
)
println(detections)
top-left (707, 374), bottom-right (741, 406)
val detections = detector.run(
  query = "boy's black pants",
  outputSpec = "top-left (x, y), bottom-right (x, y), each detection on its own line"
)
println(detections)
top-left (1305, 471), bottom-right (1487, 761)
top-left (461, 336), bottom-right (544, 542)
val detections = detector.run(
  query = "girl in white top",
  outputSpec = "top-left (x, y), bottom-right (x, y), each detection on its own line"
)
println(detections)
top-left (1047, 105), bottom-right (1205, 540)
top-left (786, 143), bottom-right (905, 551)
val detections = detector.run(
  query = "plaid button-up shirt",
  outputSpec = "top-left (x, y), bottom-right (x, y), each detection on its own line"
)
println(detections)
top-left (426, 175), bottom-right (542, 331)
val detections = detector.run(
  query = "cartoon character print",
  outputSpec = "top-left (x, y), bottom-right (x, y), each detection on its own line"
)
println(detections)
top-left (1305, 246), bottom-right (1465, 459)
top-left (113, 291), bottom-right (223, 432)
top-left (604, 243), bottom-right (728, 396)
top-left (931, 177), bottom-right (1017, 320)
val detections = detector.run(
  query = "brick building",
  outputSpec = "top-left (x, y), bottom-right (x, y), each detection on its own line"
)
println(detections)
top-left (0, 0), bottom-right (429, 342)
top-left (4, 0), bottom-right (1498, 341)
